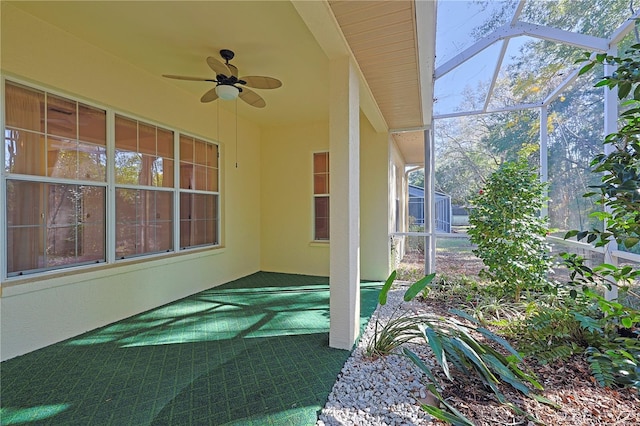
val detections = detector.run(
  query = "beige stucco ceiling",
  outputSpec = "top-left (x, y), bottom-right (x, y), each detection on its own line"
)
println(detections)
top-left (6, 0), bottom-right (434, 163)
top-left (6, 1), bottom-right (329, 127)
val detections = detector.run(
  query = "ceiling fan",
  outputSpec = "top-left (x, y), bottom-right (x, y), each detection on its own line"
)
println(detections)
top-left (163, 49), bottom-right (282, 108)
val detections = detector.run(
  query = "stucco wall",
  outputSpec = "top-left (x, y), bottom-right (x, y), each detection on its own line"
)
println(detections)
top-left (259, 113), bottom-right (389, 281)
top-left (359, 113), bottom-right (390, 281)
top-left (389, 138), bottom-right (409, 263)
top-left (260, 122), bottom-right (331, 276)
top-left (0, 5), bottom-right (262, 360)
top-left (0, 3), bottom-right (395, 361)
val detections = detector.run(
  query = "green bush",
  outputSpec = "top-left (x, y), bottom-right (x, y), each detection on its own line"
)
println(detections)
top-left (468, 158), bottom-right (553, 301)
top-left (551, 46), bottom-right (640, 392)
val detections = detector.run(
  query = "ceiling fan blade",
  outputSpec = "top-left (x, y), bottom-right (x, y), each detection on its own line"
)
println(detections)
top-left (239, 76), bottom-right (282, 89)
top-left (239, 87), bottom-right (266, 108)
top-left (163, 74), bottom-right (215, 82)
top-left (207, 56), bottom-right (231, 77)
top-left (200, 87), bottom-right (220, 103)
top-left (228, 64), bottom-right (239, 78)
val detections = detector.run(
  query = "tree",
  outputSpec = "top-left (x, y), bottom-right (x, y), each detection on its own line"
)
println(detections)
top-left (434, 114), bottom-right (500, 205)
top-left (435, 0), bottom-right (633, 231)
top-left (408, 168), bottom-right (424, 188)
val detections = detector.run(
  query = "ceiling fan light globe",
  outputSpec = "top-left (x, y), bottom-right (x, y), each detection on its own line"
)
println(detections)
top-left (215, 85), bottom-right (239, 100)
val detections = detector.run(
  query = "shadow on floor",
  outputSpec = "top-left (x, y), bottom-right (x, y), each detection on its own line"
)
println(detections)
top-left (1, 272), bottom-right (381, 425)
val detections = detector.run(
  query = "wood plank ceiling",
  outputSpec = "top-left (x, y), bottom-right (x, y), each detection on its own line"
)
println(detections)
top-left (328, 0), bottom-right (423, 131)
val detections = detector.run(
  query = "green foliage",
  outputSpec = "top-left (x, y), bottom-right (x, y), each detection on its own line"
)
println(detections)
top-left (404, 274), bottom-right (435, 301)
top-left (366, 315), bottom-right (423, 358)
top-left (395, 263), bottom-right (425, 283)
top-left (575, 45), bottom-right (640, 249)
top-left (408, 168), bottom-right (425, 189)
top-left (421, 275), bottom-right (481, 309)
top-left (587, 347), bottom-right (618, 387)
top-left (368, 272), bottom-right (553, 423)
top-left (548, 260), bottom-right (640, 392)
top-left (418, 383), bottom-right (475, 426)
top-left (509, 307), bottom-right (603, 364)
top-left (468, 158), bottom-right (553, 301)
top-left (463, 295), bottom-right (524, 327)
top-left (552, 45), bottom-right (640, 392)
top-left (433, 116), bottom-right (501, 206)
top-left (367, 273), bottom-right (435, 357)
top-left (423, 275), bottom-right (526, 328)
top-left (407, 221), bottom-right (425, 255)
top-left (481, 110), bottom-right (540, 163)
top-left (559, 253), bottom-right (640, 326)
top-left (378, 270), bottom-right (397, 306)
top-left (586, 344), bottom-right (640, 389)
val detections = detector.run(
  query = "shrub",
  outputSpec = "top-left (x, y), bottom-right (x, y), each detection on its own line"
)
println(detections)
top-left (368, 272), bottom-right (556, 424)
top-left (552, 45), bottom-right (640, 392)
top-left (468, 158), bottom-right (553, 301)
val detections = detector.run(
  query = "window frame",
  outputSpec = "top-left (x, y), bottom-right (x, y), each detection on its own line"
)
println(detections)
top-left (312, 151), bottom-right (329, 242)
top-left (3, 80), bottom-right (109, 276)
top-left (178, 134), bottom-right (220, 249)
top-left (110, 112), bottom-right (177, 262)
top-left (1, 77), bottom-right (222, 281)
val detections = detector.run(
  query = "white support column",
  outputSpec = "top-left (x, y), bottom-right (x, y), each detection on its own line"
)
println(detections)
top-left (329, 56), bottom-right (360, 350)
top-left (424, 128), bottom-right (436, 275)
top-left (539, 106), bottom-right (549, 218)
top-left (603, 48), bottom-right (618, 301)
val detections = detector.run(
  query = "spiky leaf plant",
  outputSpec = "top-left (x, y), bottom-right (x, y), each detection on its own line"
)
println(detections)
top-left (368, 272), bottom-right (557, 424)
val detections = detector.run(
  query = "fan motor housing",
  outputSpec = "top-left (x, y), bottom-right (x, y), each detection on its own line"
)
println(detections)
top-left (220, 49), bottom-right (235, 62)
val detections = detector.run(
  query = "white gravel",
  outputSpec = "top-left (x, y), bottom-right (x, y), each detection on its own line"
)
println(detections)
top-left (316, 286), bottom-right (437, 426)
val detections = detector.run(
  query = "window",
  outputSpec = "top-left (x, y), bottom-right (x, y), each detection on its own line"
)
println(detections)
top-left (114, 115), bottom-right (174, 258)
top-left (179, 135), bottom-right (219, 248)
top-left (313, 152), bottom-right (329, 241)
top-left (4, 82), bottom-right (107, 275)
top-left (3, 79), bottom-right (221, 278)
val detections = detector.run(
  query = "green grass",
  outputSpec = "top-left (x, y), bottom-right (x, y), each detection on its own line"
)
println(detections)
top-left (435, 236), bottom-right (475, 251)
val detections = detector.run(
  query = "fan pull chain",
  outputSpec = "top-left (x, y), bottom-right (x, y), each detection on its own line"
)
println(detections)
top-left (235, 98), bottom-right (238, 168)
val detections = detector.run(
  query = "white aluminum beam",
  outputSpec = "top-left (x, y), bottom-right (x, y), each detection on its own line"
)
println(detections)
top-left (511, 0), bottom-right (526, 24)
top-left (424, 128), bottom-right (436, 275)
top-left (542, 59), bottom-right (591, 106)
top-left (435, 23), bottom-right (512, 79)
top-left (539, 106), bottom-right (549, 218)
top-left (512, 21), bottom-right (609, 52)
top-left (608, 11), bottom-right (640, 46)
top-left (603, 48), bottom-right (618, 301)
top-left (434, 102), bottom-right (542, 119)
top-left (483, 39), bottom-right (509, 112)
top-left (434, 6), bottom-right (638, 119)
top-left (435, 22), bottom-right (608, 80)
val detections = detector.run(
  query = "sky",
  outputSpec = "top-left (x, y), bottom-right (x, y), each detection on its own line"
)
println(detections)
top-left (434, 0), bottom-right (520, 115)
top-left (433, 0), bottom-right (632, 116)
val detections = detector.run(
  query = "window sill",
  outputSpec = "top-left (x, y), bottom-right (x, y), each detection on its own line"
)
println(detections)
top-left (309, 241), bottom-right (330, 247)
top-left (0, 246), bottom-right (226, 298)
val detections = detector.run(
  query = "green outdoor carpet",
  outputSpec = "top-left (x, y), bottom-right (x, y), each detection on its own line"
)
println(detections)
top-left (0, 272), bottom-right (381, 425)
